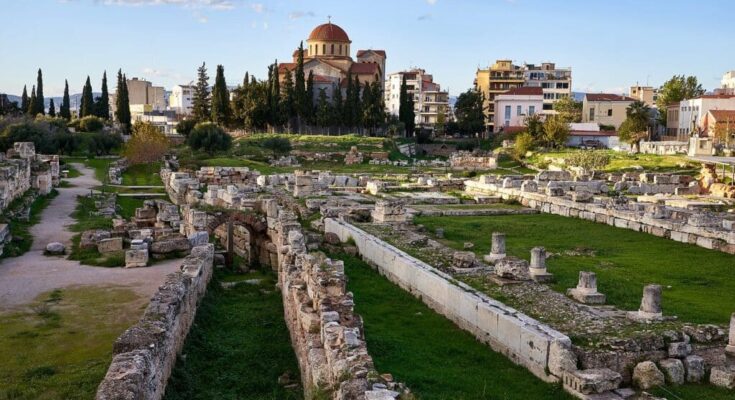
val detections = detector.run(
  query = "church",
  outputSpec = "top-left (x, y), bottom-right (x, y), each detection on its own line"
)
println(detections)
top-left (278, 20), bottom-right (386, 100)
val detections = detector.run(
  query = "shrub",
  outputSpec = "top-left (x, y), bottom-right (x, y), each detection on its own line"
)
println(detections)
top-left (513, 132), bottom-right (535, 159)
top-left (565, 150), bottom-right (611, 176)
top-left (455, 141), bottom-right (476, 151)
top-left (123, 122), bottom-right (170, 165)
top-left (76, 116), bottom-right (105, 132)
top-left (176, 119), bottom-right (197, 137)
top-left (187, 122), bottom-right (232, 154)
top-left (260, 137), bottom-right (292, 158)
top-left (81, 131), bottom-right (123, 155)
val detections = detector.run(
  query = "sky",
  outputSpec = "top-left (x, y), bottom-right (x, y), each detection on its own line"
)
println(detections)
top-left (0, 0), bottom-right (732, 97)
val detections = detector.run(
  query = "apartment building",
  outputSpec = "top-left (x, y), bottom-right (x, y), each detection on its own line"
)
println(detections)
top-left (722, 71), bottom-right (735, 90)
top-left (665, 102), bottom-right (680, 138)
top-left (676, 95), bottom-right (735, 139)
top-left (493, 86), bottom-right (543, 132)
top-left (109, 77), bottom-right (166, 117)
top-left (523, 63), bottom-right (572, 112)
top-left (629, 85), bottom-right (658, 107)
top-left (581, 93), bottom-right (635, 129)
top-left (385, 68), bottom-right (450, 131)
top-left (169, 84), bottom-right (195, 115)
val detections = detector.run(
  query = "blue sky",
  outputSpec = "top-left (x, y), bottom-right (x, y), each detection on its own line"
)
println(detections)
top-left (0, 0), bottom-right (732, 97)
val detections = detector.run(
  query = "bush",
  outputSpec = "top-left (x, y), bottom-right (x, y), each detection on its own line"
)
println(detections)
top-left (455, 141), bottom-right (476, 151)
top-left (187, 122), bottom-right (232, 154)
top-left (1, 120), bottom-right (58, 153)
top-left (76, 116), bottom-right (105, 132)
top-left (565, 150), bottom-right (611, 175)
top-left (260, 137), bottom-right (292, 158)
top-left (513, 132), bottom-right (535, 159)
top-left (176, 119), bottom-right (197, 137)
top-left (81, 131), bottom-right (123, 155)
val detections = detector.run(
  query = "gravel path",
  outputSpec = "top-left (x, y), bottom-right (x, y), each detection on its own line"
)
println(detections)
top-left (0, 163), bottom-right (181, 310)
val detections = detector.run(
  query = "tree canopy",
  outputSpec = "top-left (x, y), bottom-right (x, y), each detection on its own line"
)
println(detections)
top-left (454, 89), bottom-right (485, 135)
top-left (656, 75), bottom-right (705, 124)
top-left (192, 62), bottom-right (210, 122)
top-left (123, 121), bottom-right (170, 165)
top-left (187, 122), bottom-right (232, 154)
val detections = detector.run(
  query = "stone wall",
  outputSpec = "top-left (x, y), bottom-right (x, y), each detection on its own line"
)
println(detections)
top-left (325, 218), bottom-right (575, 383)
top-left (449, 151), bottom-right (498, 170)
top-left (465, 177), bottom-right (735, 254)
top-left (95, 244), bottom-right (215, 400)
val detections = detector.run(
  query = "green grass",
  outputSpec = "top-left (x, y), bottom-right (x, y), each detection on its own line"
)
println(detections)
top-left (649, 382), bottom-right (735, 400)
top-left (526, 150), bottom-right (697, 173)
top-left (164, 269), bottom-right (302, 400)
top-left (67, 195), bottom-right (120, 267)
top-left (121, 162), bottom-right (163, 186)
top-left (414, 214), bottom-right (735, 325)
top-left (236, 133), bottom-right (385, 152)
top-left (60, 162), bottom-right (81, 178)
top-left (1, 189), bottom-right (59, 258)
top-left (116, 197), bottom-right (145, 220)
top-left (0, 286), bottom-right (146, 400)
top-left (338, 252), bottom-right (573, 400)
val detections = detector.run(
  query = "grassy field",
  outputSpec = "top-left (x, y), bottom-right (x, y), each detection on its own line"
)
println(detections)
top-left (415, 214), bottom-right (735, 325)
top-left (525, 150), bottom-right (697, 173)
top-left (0, 286), bottom-right (146, 400)
top-left (120, 163), bottom-right (163, 186)
top-left (236, 133), bottom-right (385, 152)
top-left (338, 252), bottom-right (573, 400)
top-left (164, 269), bottom-right (301, 400)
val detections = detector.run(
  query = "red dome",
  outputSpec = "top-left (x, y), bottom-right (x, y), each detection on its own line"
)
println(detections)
top-left (308, 23), bottom-right (350, 42)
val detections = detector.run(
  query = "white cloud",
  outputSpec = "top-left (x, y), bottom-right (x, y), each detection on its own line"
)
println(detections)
top-left (426, 0), bottom-right (437, 4)
top-left (288, 10), bottom-right (315, 20)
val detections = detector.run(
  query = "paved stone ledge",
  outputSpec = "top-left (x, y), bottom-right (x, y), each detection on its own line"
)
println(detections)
top-left (325, 218), bottom-right (575, 383)
top-left (95, 244), bottom-right (214, 400)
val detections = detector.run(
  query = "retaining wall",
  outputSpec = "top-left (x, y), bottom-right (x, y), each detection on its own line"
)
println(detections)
top-left (325, 218), bottom-right (574, 382)
top-left (465, 180), bottom-right (735, 254)
top-left (95, 244), bottom-right (214, 400)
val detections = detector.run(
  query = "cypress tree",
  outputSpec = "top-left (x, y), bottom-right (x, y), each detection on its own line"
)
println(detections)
top-left (267, 61), bottom-right (282, 126)
top-left (96, 71), bottom-right (110, 120)
top-left (331, 82), bottom-right (343, 127)
top-left (295, 42), bottom-right (307, 122)
top-left (60, 80), bottom-right (71, 120)
top-left (343, 75), bottom-right (353, 127)
top-left (115, 70), bottom-right (131, 132)
top-left (80, 76), bottom-right (94, 117)
top-left (21, 85), bottom-right (28, 114)
top-left (192, 62), bottom-right (210, 122)
top-left (351, 75), bottom-right (362, 127)
top-left (399, 74), bottom-right (415, 136)
top-left (243, 71), bottom-right (249, 88)
top-left (316, 88), bottom-right (331, 128)
top-left (210, 64), bottom-right (231, 125)
top-left (305, 70), bottom-right (314, 124)
top-left (282, 69), bottom-right (295, 118)
top-left (36, 68), bottom-right (45, 115)
top-left (29, 85), bottom-right (37, 115)
top-left (48, 98), bottom-right (56, 117)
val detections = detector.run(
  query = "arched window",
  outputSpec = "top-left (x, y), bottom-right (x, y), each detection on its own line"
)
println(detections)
top-left (339, 44), bottom-right (342, 55)
top-left (312, 45), bottom-right (316, 55)
top-left (322, 44), bottom-right (326, 54)
top-left (331, 44), bottom-right (334, 54)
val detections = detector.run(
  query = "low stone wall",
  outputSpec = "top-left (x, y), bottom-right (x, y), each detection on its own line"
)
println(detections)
top-left (325, 218), bottom-right (575, 382)
top-left (95, 244), bottom-right (215, 400)
top-left (465, 179), bottom-right (735, 254)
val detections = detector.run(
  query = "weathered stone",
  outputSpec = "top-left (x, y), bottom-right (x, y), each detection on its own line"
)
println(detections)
top-left (435, 228), bottom-right (444, 238)
top-left (683, 355), bottom-right (705, 383)
top-left (726, 312), bottom-right (735, 360)
top-left (80, 229), bottom-right (111, 249)
top-left (658, 358), bottom-right (684, 385)
top-left (188, 231), bottom-right (209, 247)
top-left (667, 341), bottom-right (691, 358)
top-left (483, 232), bottom-right (506, 263)
top-left (567, 271), bottom-right (606, 304)
top-left (97, 237), bottom-right (123, 254)
top-left (563, 368), bottom-right (622, 395)
top-left (549, 338), bottom-right (577, 377)
top-left (494, 257), bottom-right (530, 280)
top-left (632, 361), bottom-right (665, 389)
top-left (150, 236), bottom-right (190, 254)
top-left (125, 249), bottom-right (148, 268)
top-left (529, 246), bottom-right (553, 282)
top-left (451, 251), bottom-right (477, 269)
top-left (629, 284), bottom-right (663, 321)
top-left (45, 242), bottom-right (65, 255)
top-left (710, 366), bottom-right (735, 389)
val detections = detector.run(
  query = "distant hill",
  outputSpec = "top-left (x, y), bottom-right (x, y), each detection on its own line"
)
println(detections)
top-left (3, 92), bottom-right (101, 112)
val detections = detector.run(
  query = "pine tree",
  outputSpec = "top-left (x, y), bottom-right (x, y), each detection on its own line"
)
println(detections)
top-left (115, 70), bottom-right (131, 132)
top-left (29, 85), bottom-right (38, 115)
top-left (192, 62), bottom-right (210, 122)
top-left (36, 68), bottom-right (45, 115)
top-left (48, 98), bottom-right (56, 117)
top-left (60, 79), bottom-right (71, 120)
top-left (210, 64), bottom-right (231, 125)
top-left (305, 70), bottom-right (314, 124)
top-left (96, 71), bottom-right (110, 120)
top-left (80, 76), bottom-right (94, 117)
top-left (21, 85), bottom-right (28, 114)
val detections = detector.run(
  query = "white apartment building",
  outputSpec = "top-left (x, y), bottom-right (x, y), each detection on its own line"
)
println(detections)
top-left (493, 86), bottom-right (543, 132)
top-left (385, 68), bottom-right (450, 131)
top-left (109, 77), bottom-right (166, 116)
top-left (722, 71), bottom-right (735, 90)
top-left (677, 95), bottom-right (735, 139)
top-left (523, 63), bottom-right (572, 113)
top-left (169, 84), bottom-right (195, 115)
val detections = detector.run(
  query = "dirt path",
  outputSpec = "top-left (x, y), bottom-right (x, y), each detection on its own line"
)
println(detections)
top-left (0, 163), bottom-right (181, 310)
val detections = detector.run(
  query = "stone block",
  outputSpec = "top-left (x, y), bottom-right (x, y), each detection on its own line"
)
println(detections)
top-left (494, 257), bottom-right (530, 280)
top-left (97, 237), bottom-right (123, 254)
top-left (563, 368), bottom-right (622, 395)
top-left (658, 358), bottom-right (684, 385)
top-left (188, 231), bottom-right (209, 247)
top-left (667, 341), bottom-right (691, 358)
top-left (683, 355), bottom-right (705, 383)
top-left (632, 361), bottom-right (664, 389)
top-left (150, 236), bottom-right (190, 254)
top-left (125, 249), bottom-right (148, 268)
top-left (710, 366), bottom-right (735, 389)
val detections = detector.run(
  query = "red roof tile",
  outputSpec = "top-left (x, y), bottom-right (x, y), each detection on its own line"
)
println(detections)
top-left (708, 110), bottom-right (735, 120)
top-left (499, 86), bottom-right (543, 96)
top-left (308, 23), bottom-right (350, 42)
top-left (349, 62), bottom-right (380, 75)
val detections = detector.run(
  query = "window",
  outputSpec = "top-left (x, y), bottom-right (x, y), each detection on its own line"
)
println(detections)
top-left (504, 105), bottom-right (511, 120)
top-left (339, 44), bottom-right (342, 55)
top-left (607, 109), bottom-right (613, 117)
top-left (542, 103), bottom-right (553, 110)
top-left (529, 106), bottom-right (535, 115)
top-left (517, 105), bottom-right (522, 116)
top-left (424, 106), bottom-right (430, 112)
top-left (589, 107), bottom-right (595, 121)
top-left (322, 44), bottom-right (326, 54)
top-left (331, 44), bottom-right (334, 54)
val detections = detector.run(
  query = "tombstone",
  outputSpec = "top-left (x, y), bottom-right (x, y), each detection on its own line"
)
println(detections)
top-left (628, 284), bottom-right (663, 321)
top-left (483, 232), bottom-right (506, 264)
top-left (528, 246), bottom-right (553, 283)
top-left (567, 271), bottom-right (606, 304)
top-left (435, 228), bottom-right (444, 239)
